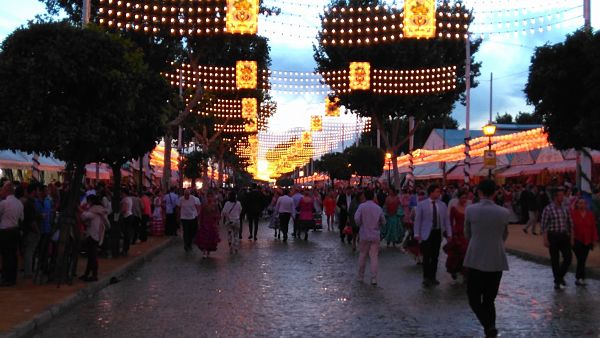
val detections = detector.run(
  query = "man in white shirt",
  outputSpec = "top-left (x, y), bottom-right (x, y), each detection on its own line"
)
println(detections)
top-left (120, 188), bottom-right (134, 256)
top-left (275, 189), bottom-right (296, 242)
top-left (0, 182), bottom-right (24, 286)
top-left (177, 189), bottom-right (201, 252)
top-left (355, 190), bottom-right (386, 285)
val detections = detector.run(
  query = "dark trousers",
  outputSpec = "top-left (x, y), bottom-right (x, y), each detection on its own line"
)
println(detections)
top-left (467, 269), bottom-right (503, 332)
top-left (140, 215), bottom-right (149, 242)
top-left (548, 231), bottom-right (572, 283)
top-left (121, 215), bottom-right (134, 255)
top-left (84, 237), bottom-right (99, 278)
top-left (238, 210), bottom-right (246, 239)
top-left (131, 216), bottom-right (141, 244)
top-left (573, 240), bottom-right (591, 280)
top-left (165, 213), bottom-right (177, 236)
top-left (0, 228), bottom-right (19, 284)
top-left (420, 229), bottom-right (442, 281)
top-left (181, 218), bottom-right (198, 251)
top-left (338, 210), bottom-right (348, 240)
top-left (110, 219), bottom-right (122, 258)
top-left (279, 213), bottom-right (291, 240)
top-left (247, 213), bottom-right (260, 239)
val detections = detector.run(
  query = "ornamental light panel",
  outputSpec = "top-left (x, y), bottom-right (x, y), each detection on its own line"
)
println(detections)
top-left (311, 116), bottom-right (323, 132)
top-left (349, 62), bottom-right (371, 90)
top-left (403, 0), bottom-right (437, 39)
top-left (226, 0), bottom-right (259, 34)
top-left (236, 61), bottom-right (258, 89)
top-left (242, 98), bottom-right (258, 133)
top-left (325, 97), bottom-right (340, 117)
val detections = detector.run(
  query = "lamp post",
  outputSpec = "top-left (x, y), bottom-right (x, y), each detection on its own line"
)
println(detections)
top-left (385, 152), bottom-right (392, 186)
top-left (482, 122), bottom-right (497, 179)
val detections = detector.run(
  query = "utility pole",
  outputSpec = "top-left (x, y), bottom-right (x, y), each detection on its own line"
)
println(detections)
top-left (584, 0), bottom-right (591, 30)
top-left (579, 0), bottom-right (593, 194)
top-left (464, 35), bottom-right (472, 187)
top-left (82, 0), bottom-right (91, 26)
top-left (489, 72), bottom-right (493, 122)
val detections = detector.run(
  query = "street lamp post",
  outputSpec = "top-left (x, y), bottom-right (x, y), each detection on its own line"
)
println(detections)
top-left (483, 123), bottom-right (497, 179)
top-left (385, 152), bottom-right (392, 186)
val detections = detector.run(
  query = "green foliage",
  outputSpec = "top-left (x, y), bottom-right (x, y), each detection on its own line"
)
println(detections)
top-left (525, 29), bottom-right (600, 150)
top-left (276, 176), bottom-right (294, 187)
top-left (0, 22), bottom-right (174, 166)
top-left (182, 151), bottom-right (209, 180)
top-left (495, 113), bottom-right (513, 124)
top-left (314, 0), bottom-right (481, 127)
top-left (515, 112), bottom-right (542, 125)
top-left (344, 146), bottom-right (384, 177)
top-left (314, 152), bottom-right (352, 182)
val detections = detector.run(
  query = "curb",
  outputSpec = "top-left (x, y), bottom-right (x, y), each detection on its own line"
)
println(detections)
top-left (506, 248), bottom-right (600, 280)
top-left (3, 237), bottom-right (177, 338)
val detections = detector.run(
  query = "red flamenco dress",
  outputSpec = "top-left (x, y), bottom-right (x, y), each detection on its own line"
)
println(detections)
top-left (195, 203), bottom-right (221, 252)
top-left (444, 206), bottom-right (469, 277)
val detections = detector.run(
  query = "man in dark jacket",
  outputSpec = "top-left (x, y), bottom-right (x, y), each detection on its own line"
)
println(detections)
top-left (337, 187), bottom-right (354, 243)
top-left (245, 184), bottom-right (266, 241)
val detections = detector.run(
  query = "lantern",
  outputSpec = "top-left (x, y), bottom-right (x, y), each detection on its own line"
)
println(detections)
top-left (311, 115), bottom-right (323, 132)
top-left (242, 98), bottom-right (257, 119)
top-left (236, 60), bottom-right (258, 89)
top-left (226, 0), bottom-right (259, 34)
top-left (349, 62), bottom-right (371, 90)
top-left (325, 97), bottom-right (340, 117)
top-left (302, 131), bottom-right (312, 144)
top-left (403, 0), bottom-right (436, 39)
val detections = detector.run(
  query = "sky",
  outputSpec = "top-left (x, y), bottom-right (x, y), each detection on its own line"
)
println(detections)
top-left (1, 0), bottom-right (598, 138)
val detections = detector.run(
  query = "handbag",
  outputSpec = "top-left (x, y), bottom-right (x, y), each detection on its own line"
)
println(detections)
top-left (343, 225), bottom-right (353, 235)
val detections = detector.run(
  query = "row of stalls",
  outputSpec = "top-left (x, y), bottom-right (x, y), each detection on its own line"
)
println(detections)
top-left (386, 124), bottom-right (599, 186)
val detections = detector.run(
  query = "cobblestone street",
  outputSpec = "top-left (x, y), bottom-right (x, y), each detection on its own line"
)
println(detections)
top-left (31, 223), bottom-right (600, 338)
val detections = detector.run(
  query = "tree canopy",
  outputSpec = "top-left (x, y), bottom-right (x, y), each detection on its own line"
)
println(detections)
top-left (345, 146), bottom-right (384, 178)
top-left (0, 22), bottom-right (174, 167)
top-left (495, 113), bottom-right (513, 124)
top-left (525, 29), bottom-right (600, 150)
top-left (314, 152), bottom-right (352, 183)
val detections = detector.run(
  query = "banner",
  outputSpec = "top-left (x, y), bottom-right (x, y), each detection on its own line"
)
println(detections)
top-left (236, 60), bottom-right (258, 89)
top-left (325, 97), bottom-right (340, 117)
top-left (349, 62), bottom-right (370, 90)
top-left (311, 115), bottom-right (323, 132)
top-left (403, 0), bottom-right (436, 39)
top-left (226, 0), bottom-right (259, 34)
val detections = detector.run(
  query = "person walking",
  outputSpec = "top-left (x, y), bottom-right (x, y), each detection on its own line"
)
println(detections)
top-left (222, 191), bottom-right (242, 254)
top-left (383, 188), bottom-right (403, 248)
top-left (151, 190), bottom-right (164, 236)
top-left (0, 182), bottom-right (24, 287)
top-left (196, 192), bottom-right (221, 258)
top-left (22, 184), bottom-right (41, 279)
top-left (162, 186), bottom-right (179, 236)
top-left (323, 191), bottom-right (336, 231)
top-left (414, 184), bottom-right (452, 287)
top-left (296, 190), bottom-right (315, 241)
top-left (355, 190), bottom-right (386, 286)
top-left (570, 198), bottom-right (598, 286)
top-left (337, 187), bottom-right (353, 243)
top-left (80, 195), bottom-right (109, 282)
top-left (445, 190), bottom-right (469, 280)
top-left (120, 188), bottom-right (134, 256)
top-left (274, 189), bottom-right (295, 242)
top-left (245, 184), bottom-right (265, 241)
top-left (139, 189), bottom-right (152, 242)
top-left (463, 179), bottom-right (510, 338)
top-left (177, 188), bottom-right (201, 253)
top-left (541, 187), bottom-right (573, 290)
top-left (521, 185), bottom-right (539, 235)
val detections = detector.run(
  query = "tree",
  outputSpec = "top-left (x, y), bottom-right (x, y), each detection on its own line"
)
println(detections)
top-left (0, 22), bottom-right (174, 281)
top-left (314, 152), bottom-right (352, 186)
top-left (314, 0), bottom-right (481, 186)
top-left (515, 112), bottom-right (542, 125)
top-left (182, 150), bottom-right (210, 187)
top-left (525, 29), bottom-right (600, 151)
top-left (345, 146), bottom-right (384, 178)
top-left (495, 113), bottom-right (513, 124)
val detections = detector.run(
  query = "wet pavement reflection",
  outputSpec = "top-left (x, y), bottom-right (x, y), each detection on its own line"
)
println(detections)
top-left (32, 224), bottom-right (600, 337)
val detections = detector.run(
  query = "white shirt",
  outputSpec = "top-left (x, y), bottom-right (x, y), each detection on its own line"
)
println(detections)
top-left (0, 195), bottom-right (24, 230)
top-left (222, 201), bottom-right (242, 223)
top-left (121, 196), bottom-right (133, 217)
top-left (275, 195), bottom-right (296, 216)
top-left (354, 200), bottom-right (386, 242)
top-left (178, 195), bottom-right (201, 220)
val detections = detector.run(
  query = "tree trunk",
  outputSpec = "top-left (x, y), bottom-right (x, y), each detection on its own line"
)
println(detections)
top-left (163, 132), bottom-right (173, 192)
top-left (110, 163), bottom-right (123, 216)
top-left (54, 162), bottom-right (86, 285)
top-left (138, 156), bottom-right (144, 194)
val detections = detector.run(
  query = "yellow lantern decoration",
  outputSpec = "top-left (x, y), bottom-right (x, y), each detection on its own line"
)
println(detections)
top-left (226, 0), bottom-right (259, 35)
top-left (403, 0), bottom-right (437, 39)
top-left (311, 115), bottom-right (323, 132)
top-left (349, 62), bottom-right (371, 90)
top-left (325, 97), bottom-right (340, 117)
top-left (242, 97), bottom-right (258, 133)
top-left (302, 131), bottom-right (312, 144)
top-left (236, 61), bottom-right (258, 89)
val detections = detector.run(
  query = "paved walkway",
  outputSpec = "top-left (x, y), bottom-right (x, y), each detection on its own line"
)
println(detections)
top-left (29, 224), bottom-right (600, 337)
top-left (505, 224), bottom-right (600, 273)
top-left (0, 236), bottom-right (171, 336)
